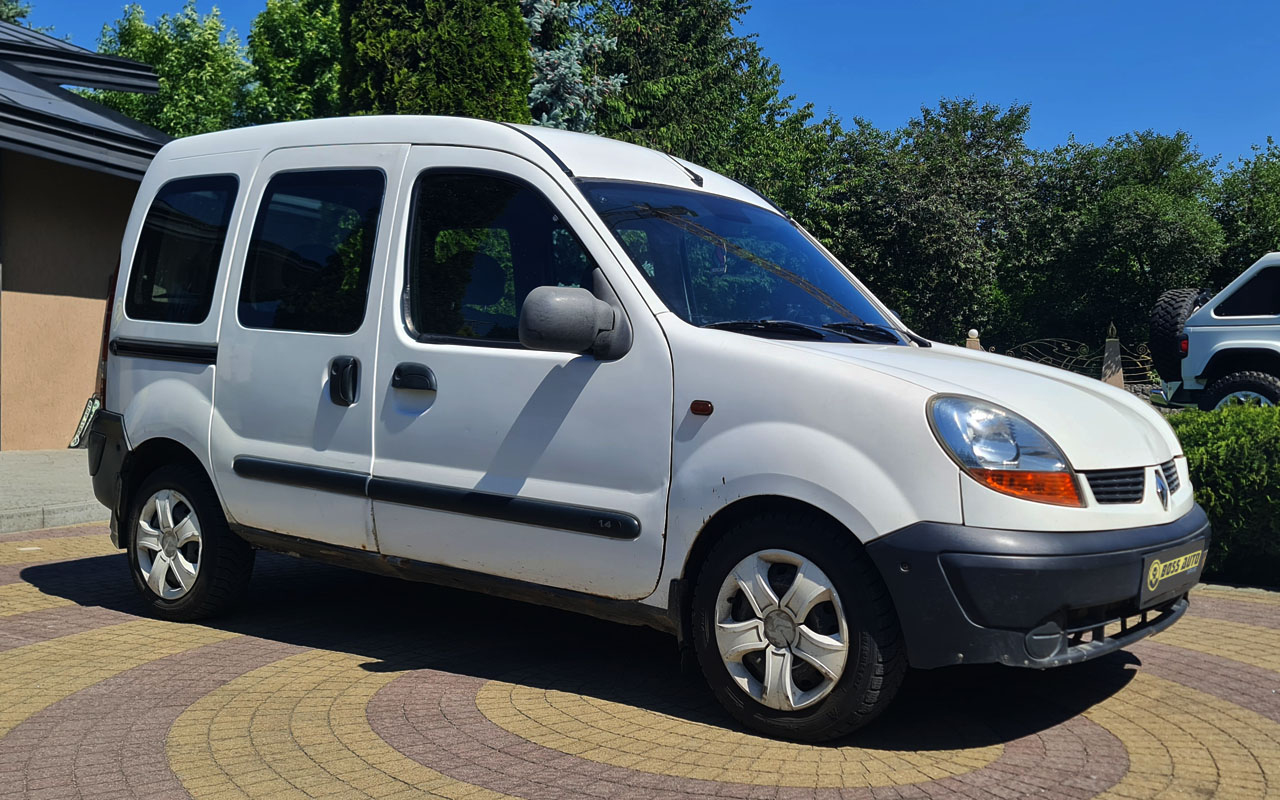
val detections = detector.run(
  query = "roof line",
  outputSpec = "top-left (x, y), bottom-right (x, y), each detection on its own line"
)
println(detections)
top-left (495, 122), bottom-right (574, 178)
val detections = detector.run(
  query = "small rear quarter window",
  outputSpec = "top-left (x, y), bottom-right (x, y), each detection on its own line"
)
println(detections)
top-left (1215, 267), bottom-right (1280, 317)
top-left (124, 175), bottom-right (238, 324)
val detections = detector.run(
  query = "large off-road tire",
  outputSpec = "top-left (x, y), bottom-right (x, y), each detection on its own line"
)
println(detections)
top-left (690, 509), bottom-right (905, 742)
top-left (1150, 288), bottom-right (1212, 382)
top-left (1199, 370), bottom-right (1280, 411)
top-left (125, 464), bottom-right (254, 621)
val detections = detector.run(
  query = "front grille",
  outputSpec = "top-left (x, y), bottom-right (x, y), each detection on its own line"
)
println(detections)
top-left (1161, 459), bottom-right (1181, 494)
top-left (1085, 468), bottom-right (1145, 504)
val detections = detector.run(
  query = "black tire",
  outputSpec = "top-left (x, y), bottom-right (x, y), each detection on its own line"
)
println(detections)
top-left (1198, 370), bottom-right (1280, 411)
top-left (125, 464), bottom-right (254, 621)
top-left (1150, 288), bottom-right (1211, 382)
top-left (689, 509), bottom-right (905, 742)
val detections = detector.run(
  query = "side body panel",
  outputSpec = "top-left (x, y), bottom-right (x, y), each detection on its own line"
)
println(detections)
top-left (370, 146), bottom-right (674, 600)
top-left (108, 150), bottom-right (262, 483)
top-left (208, 144), bottom-right (410, 550)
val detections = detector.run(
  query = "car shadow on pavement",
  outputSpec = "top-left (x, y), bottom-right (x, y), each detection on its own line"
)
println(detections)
top-left (21, 550), bottom-right (1139, 750)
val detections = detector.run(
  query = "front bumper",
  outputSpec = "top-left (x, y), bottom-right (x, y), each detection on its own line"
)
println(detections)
top-left (865, 505), bottom-right (1210, 669)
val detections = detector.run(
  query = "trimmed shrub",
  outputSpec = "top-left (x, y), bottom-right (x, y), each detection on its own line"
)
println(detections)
top-left (339, 0), bottom-right (532, 122)
top-left (1168, 406), bottom-right (1280, 586)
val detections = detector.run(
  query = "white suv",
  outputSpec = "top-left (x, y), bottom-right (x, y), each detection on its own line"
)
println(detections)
top-left (1151, 254), bottom-right (1280, 409)
top-left (81, 117), bottom-right (1209, 742)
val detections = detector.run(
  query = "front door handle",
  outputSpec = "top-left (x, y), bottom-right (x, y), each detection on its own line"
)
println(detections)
top-left (329, 355), bottom-right (360, 406)
top-left (391, 362), bottom-right (437, 391)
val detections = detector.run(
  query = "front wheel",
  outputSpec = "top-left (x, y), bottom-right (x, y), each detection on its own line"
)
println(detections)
top-left (690, 510), bottom-right (906, 742)
top-left (126, 464), bottom-right (254, 620)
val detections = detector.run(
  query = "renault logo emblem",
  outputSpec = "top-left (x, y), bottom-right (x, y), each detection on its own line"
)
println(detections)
top-left (1154, 469), bottom-right (1170, 511)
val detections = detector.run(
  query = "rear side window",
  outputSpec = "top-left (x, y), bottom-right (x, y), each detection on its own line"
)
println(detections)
top-left (405, 172), bottom-right (594, 344)
top-left (124, 175), bottom-right (238, 324)
top-left (238, 169), bottom-right (385, 334)
top-left (1215, 267), bottom-right (1280, 317)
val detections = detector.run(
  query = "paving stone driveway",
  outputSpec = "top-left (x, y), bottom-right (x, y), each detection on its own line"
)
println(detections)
top-left (0, 524), bottom-right (1277, 800)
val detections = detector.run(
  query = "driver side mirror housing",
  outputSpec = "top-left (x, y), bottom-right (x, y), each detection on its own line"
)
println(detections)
top-left (518, 286), bottom-right (630, 360)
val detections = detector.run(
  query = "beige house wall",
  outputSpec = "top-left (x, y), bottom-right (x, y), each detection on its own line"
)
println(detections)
top-left (0, 151), bottom-right (139, 450)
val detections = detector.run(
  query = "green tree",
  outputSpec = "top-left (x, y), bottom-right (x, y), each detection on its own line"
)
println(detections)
top-left (0, 0), bottom-right (31, 24)
top-left (243, 0), bottom-right (340, 124)
top-left (812, 99), bottom-right (1033, 343)
top-left (339, 0), bottom-right (532, 121)
top-left (595, 0), bottom-right (752, 165)
top-left (523, 0), bottom-right (623, 132)
top-left (593, 0), bottom-right (834, 222)
top-left (1216, 138), bottom-right (1280, 287)
top-left (91, 2), bottom-right (250, 137)
top-left (1008, 131), bottom-right (1223, 346)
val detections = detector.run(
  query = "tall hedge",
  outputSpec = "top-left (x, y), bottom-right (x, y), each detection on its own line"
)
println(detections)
top-left (339, 0), bottom-right (532, 122)
top-left (1168, 406), bottom-right (1280, 586)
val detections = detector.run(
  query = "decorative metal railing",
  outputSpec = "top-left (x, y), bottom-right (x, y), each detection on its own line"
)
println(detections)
top-left (963, 323), bottom-right (1156, 390)
top-left (1001, 338), bottom-right (1154, 385)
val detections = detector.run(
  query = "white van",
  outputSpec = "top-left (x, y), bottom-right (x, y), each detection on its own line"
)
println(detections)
top-left (81, 117), bottom-right (1208, 742)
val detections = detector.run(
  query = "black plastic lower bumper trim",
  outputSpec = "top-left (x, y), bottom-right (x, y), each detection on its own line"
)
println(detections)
top-left (865, 506), bottom-right (1211, 669)
top-left (86, 409), bottom-right (127, 515)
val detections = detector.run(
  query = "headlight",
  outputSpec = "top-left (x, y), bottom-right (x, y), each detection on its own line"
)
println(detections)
top-left (929, 395), bottom-right (1083, 507)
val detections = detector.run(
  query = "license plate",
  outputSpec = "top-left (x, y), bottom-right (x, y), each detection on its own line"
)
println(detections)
top-left (1140, 539), bottom-right (1206, 607)
top-left (68, 396), bottom-right (100, 449)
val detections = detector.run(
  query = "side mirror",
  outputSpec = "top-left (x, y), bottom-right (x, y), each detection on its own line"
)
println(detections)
top-left (519, 286), bottom-right (627, 359)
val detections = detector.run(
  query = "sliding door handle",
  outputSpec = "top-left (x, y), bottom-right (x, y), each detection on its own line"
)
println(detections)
top-left (329, 355), bottom-right (360, 406)
top-left (391, 362), bottom-right (437, 391)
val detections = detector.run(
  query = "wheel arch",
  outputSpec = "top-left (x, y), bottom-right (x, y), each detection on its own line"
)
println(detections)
top-left (671, 494), bottom-right (867, 646)
top-left (115, 437), bottom-right (215, 548)
top-left (1199, 347), bottom-right (1280, 385)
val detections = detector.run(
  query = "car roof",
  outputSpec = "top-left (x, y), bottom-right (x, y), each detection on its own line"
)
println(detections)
top-left (155, 115), bottom-right (776, 212)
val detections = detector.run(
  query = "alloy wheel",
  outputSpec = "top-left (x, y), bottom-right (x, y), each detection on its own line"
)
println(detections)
top-left (134, 489), bottom-right (202, 600)
top-left (713, 549), bottom-right (849, 711)
top-left (1214, 391), bottom-right (1275, 409)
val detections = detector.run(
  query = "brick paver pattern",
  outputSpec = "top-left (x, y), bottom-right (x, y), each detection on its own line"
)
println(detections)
top-left (0, 524), bottom-right (1276, 799)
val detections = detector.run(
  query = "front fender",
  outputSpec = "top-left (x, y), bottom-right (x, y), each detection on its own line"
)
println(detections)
top-left (651, 420), bottom-right (963, 606)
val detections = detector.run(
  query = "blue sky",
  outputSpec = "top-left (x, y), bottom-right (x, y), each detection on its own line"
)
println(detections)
top-left (32, 0), bottom-right (1280, 167)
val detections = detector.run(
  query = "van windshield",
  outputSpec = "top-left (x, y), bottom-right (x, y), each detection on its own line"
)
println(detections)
top-left (578, 179), bottom-right (900, 342)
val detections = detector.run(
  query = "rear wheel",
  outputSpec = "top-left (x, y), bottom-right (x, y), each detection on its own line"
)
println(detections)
top-left (690, 510), bottom-right (905, 742)
top-left (1150, 288), bottom-right (1211, 382)
top-left (1200, 370), bottom-right (1280, 410)
top-left (126, 464), bottom-right (254, 620)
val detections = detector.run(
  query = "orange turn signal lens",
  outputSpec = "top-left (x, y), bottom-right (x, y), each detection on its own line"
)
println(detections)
top-left (969, 469), bottom-right (1083, 507)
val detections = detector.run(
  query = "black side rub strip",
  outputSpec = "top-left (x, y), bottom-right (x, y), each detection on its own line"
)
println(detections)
top-left (109, 338), bottom-right (218, 365)
top-left (231, 456), bottom-right (640, 540)
top-left (368, 477), bottom-right (640, 540)
top-left (232, 457), bottom-right (368, 497)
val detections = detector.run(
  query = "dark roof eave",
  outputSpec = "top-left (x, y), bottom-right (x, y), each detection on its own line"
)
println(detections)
top-left (0, 128), bottom-right (149, 179)
top-left (0, 101), bottom-right (166, 178)
top-left (0, 42), bottom-right (159, 93)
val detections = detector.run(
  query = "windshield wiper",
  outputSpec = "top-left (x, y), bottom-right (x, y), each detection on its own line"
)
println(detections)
top-left (823, 321), bottom-right (930, 347)
top-left (821, 321), bottom-right (902, 344)
top-left (702, 320), bottom-right (828, 340)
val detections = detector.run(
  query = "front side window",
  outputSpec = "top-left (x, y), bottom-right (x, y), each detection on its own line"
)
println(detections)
top-left (124, 175), bottom-right (238, 324)
top-left (406, 172), bottom-right (594, 344)
top-left (1215, 267), bottom-right (1280, 317)
top-left (238, 169), bottom-right (385, 334)
top-left (578, 180), bottom-right (898, 339)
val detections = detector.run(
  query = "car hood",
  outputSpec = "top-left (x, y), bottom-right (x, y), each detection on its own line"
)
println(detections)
top-left (775, 340), bottom-right (1179, 471)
